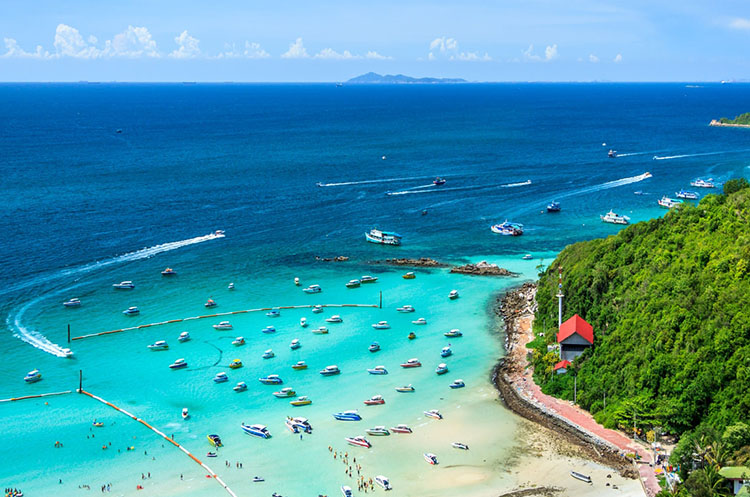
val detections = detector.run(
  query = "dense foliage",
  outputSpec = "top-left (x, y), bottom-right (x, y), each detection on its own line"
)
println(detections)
top-left (531, 185), bottom-right (750, 440)
top-left (719, 112), bottom-right (750, 125)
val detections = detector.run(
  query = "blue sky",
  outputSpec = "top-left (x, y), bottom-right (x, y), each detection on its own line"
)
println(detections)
top-left (1, 0), bottom-right (749, 82)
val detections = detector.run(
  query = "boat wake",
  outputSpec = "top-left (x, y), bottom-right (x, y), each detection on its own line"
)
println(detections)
top-left (316, 175), bottom-right (440, 187)
top-left (556, 172), bottom-right (652, 200)
top-left (615, 151), bottom-right (662, 157)
top-left (7, 294), bottom-right (70, 357)
top-left (652, 150), bottom-right (750, 160)
top-left (387, 180), bottom-right (531, 196)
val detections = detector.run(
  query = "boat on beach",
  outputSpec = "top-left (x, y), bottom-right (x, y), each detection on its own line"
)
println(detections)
top-left (372, 321), bottom-right (390, 329)
top-left (303, 284), bottom-right (322, 294)
top-left (570, 471), bottom-right (592, 483)
top-left (207, 434), bottom-right (223, 447)
top-left (178, 331), bottom-right (190, 342)
top-left (395, 385), bottom-right (415, 392)
top-left (345, 436), bottom-right (372, 448)
top-left (291, 361), bottom-right (308, 370)
top-left (424, 453), bottom-right (439, 465)
top-left (213, 321), bottom-right (232, 330)
top-left (169, 358), bottom-right (188, 369)
top-left (444, 329), bottom-right (463, 337)
top-left (452, 442), bottom-right (469, 450)
top-left (375, 475), bottom-right (392, 491)
top-left (366, 426), bottom-right (390, 436)
top-left (600, 210), bottom-right (630, 225)
top-left (412, 317), bottom-right (427, 325)
top-left (333, 410), bottom-right (361, 421)
top-left (491, 220), bottom-right (524, 236)
top-left (424, 409), bottom-right (443, 420)
top-left (367, 365), bottom-right (388, 375)
top-left (241, 423), bottom-right (271, 439)
top-left (24, 369), bottom-right (42, 383)
top-left (360, 275), bottom-right (378, 284)
top-left (390, 424), bottom-right (412, 434)
top-left (365, 228), bottom-right (402, 246)
top-left (364, 395), bottom-right (385, 405)
top-left (113, 281), bottom-right (135, 289)
top-left (262, 349), bottom-right (275, 359)
top-left (122, 306), bottom-right (140, 315)
top-left (147, 340), bottom-right (169, 350)
top-left (369, 342), bottom-right (381, 352)
top-left (259, 374), bottom-right (283, 385)
top-left (290, 396), bottom-right (312, 406)
top-left (320, 365), bottom-right (341, 376)
top-left (63, 298), bottom-right (81, 307)
top-left (400, 358), bottom-right (421, 368)
top-left (450, 379), bottom-right (466, 389)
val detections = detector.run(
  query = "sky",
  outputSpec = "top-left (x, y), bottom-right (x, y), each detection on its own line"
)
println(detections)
top-left (1, 0), bottom-right (749, 82)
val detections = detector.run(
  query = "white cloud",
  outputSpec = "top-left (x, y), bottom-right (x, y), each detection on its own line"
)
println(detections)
top-left (430, 36), bottom-right (458, 54)
top-left (2, 38), bottom-right (46, 58)
top-left (589, 54), bottom-right (599, 63)
top-left (614, 53), bottom-right (623, 63)
top-left (522, 44), bottom-right (558, 62)
top-left (281, 37), bottom-right (309, 59)
top-left (428, 36), bottom-right (491, 61)
top-left (314, 48), bottom-right (359, 59)
top-left (365, 50), bottom-right (391, 60)
top-left (729, 18), bottom-right (750, 30)
top-left (54, 24), bottom-right (103, 58)
top-left (218, 41), bottom-right (270, 59)
top-left (170, 30), bottom-right (200, 59)
top-left (110, 26), bottom-right (159, 58)
top-left (545, 44), bottom-right (558, 60)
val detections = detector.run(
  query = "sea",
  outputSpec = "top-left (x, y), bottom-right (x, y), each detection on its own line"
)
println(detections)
top-left (1, 82), bottom-right (749, 497)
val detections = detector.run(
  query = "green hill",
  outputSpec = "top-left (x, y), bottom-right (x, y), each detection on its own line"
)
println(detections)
top-left (719, 112), bottom-right (750, 125)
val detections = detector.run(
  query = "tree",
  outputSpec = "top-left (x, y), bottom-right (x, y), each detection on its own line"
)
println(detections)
top-left (723, 177), bottom-right (749, 195)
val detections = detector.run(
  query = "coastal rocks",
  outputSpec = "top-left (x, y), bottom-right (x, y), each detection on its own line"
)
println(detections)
top-left (315, 256), bottom-right (349, 262)
top-left (709, 119), bottom-right (750, 128)
top-left (371, 257), bottom-right (449, 267)
top-left (451, 260), bottom-right (517, 277)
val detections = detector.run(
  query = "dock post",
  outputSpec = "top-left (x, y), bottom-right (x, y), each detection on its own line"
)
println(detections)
top-left (78, 370), bottom-right (82, 392)
top-left (379, 291), bottom-right (382, 309)
top-left (67, 324), bottom-right (71, 343)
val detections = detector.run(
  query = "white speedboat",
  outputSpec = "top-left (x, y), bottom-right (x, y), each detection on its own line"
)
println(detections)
top-left (690, 178), bottom-right (715, 188)
top-left (312, 326), bottom-right (329, 334)
top-left (444, 329), bottom-right (463, 337)
top-left (366, 426), bottom-right (390, 436)
top-left (178, 331), bottom-right (190, 342)
top-left (360, 275), bottom-right (378, 284)
top-left (441, 346), bottom-right (452, 357)
top-left (233, 382), bottom-right (248, 392)
top-left (319, 365), bottom-right (341, 376)
top-left (600, 210), bottom-right (630, 225)
top-left (262, 349), bottom-right (275, 359)
top-left (266, 308), bottom-right (281, 317)
top-left (61, 348), bottom-right (74, 358)
top-left (395, 385), bottom-right (415, 392)
top-left (182, 407), bottom-right (189, 419)
top-left (213, 372), bottom-right (229, 383)
top-left (390, 424), bottom-right (412, 434)
top-left (424, 453), bottom-right (439, 465)
top-left (369, 342), bottom-right (381, 352)
top-left (522, 254), bottom-right (533, 260)
top-left (400, 358), bottom-right (421, 368)
top-left (24, 369), bottom-right (42, 383)
top-left (213, 321), bottom-right (232, 330)
top-left (290, 338), bottom-right (301, 350)
top-left (63, 297), bottom-right (81, 307)
top-left (241, 423), bottom-right (272, 439)
top-left (147, 340), bottom-right (169, 350)
top-left (262, 326), bottom-right (276, 334)
top-left (345, 279), bottom-right (361, 288)
top-left (345, 436), bottom-right (372, 448)
top-left (311, 304), bottom-right (324, 313)
top-left (372, 321), bottom-right (390, 329)
top-left (333, 410), bottom-right (362, 421)
top-left (259, 374), bottom-right (283, 385)
top-left (303, 284), bottom-right (322, 294)
top-left (450, 379), bottom-right (466, 389)
top-left (113, 281), bottom-right (135, 289)
top-left (375, 475), bottom-right (392, 490)
top-left (294, 277), bottom-right (300, 286)
top-left (435, 363), bottom-right (449, 375)
top-left (291, 361), bottom-right (307, 370)
top-left (396, 305), bottom-right (415, 313)
top-left (231, 336), bottom-right (245, 346)
top-left (657, 196), bottom-right (683, 209)
top-left (227, 282), bottom-right (235, 290)
top-left (342, 485), bottom-right (354, 497)
top-left (204, 298), bottom-right (217, 308)
top-left (326, 315), bottom-right (343, 323)
top-left (273, 387), bottom-right (296, 398)
top-left (367, 365), bottom-right (388, 375)
top-left (286, 416), bottom-right (313, 433)
top-left (676, 189), bottom-right (700, 200)
top-left (412, 317), bottom-right (427, 325)
top-left (122, 306), bottom-right (140, 315)
top-left (449, 290), bottom-right (459, 300)
top-left (169, 358), bottom-right (188, 369)
top-left (424, 409), bottom-right (443, 420)
top-left (300, 317), bottom-right (308, 328)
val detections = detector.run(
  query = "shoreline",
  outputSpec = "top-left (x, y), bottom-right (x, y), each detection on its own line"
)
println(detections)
top-left (709, 119), bottom-right (750, 128)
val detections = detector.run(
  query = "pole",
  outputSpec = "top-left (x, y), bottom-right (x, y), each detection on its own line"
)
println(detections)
top-left (574, 375), bottom-right (577, 404)
top-left (79, 370), bottom-right (82, 392)
top-left (67, 324), bottom-right (71, 343)
top-left (603, 390), bottom-right (606, 410)
top-left (379, 291), bottom-right (382, 309)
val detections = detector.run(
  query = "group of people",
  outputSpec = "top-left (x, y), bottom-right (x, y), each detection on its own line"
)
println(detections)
top-left (4, 488), bottom-right (23, 497)
top-left (328, 446), bottom-right (378, 493)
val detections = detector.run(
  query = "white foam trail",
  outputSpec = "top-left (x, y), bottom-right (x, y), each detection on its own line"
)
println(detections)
top-left (8, 296), bottom-right (68, 357)
top-left (317, 175), bottom-right (439, 187)
top-left (387, 180), bottom-right (531, 196)
top-left (652, 149), bottom-right (750, 160)
top-left (616, 151), bottom-right (661, 157)
top-left (556, 173), bottom-right (652, 200)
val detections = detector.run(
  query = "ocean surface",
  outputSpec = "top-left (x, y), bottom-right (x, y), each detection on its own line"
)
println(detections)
top-left (1, 82), bottom-right (749, 497)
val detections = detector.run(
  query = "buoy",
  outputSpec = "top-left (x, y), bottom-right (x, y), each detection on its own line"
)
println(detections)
top-left (102, 445), bottom-right (107, 450)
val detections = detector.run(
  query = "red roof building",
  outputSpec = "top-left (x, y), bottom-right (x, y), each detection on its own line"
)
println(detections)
top-left (557, 314), bottom-right (593, 362)
top-left (553, 359), bottom-right (572, 374)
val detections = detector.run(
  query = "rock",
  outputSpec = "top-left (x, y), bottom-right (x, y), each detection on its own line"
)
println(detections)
top-left (315, 255), bottom-right (349, 262)
top-left (450, 261), bottom-right (517, 276)
top-left (371, 257), bottom-right (449, 267)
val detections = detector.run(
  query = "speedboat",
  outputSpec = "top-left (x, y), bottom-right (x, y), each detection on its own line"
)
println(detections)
top-left (204, 299), bottom-right (217, 308)
top-left (367, 365), bottom-right (388, 375)
top-left (547, 201), bottom-right (561, 212)
top-left (333, 410), bottom-right (361, 421)
top-left (122, 306), bottom-right (140, 315)
top-left (441, 346), bottom-right (452, 358)
top-left (369, 342), bottom-right (381, 352)
top-left (294, 277), bottom-right (300, 286)
top-left (113, 281), bottom-right (135, 289)
top-left (364, 395), bottom-right (385, 405)
top-left (319, 365), bottom-right (341, 376)
top-left (178, 331), bottom-right (190, 342)
top-left (400, 358), bottom-right (421, 368)
top-left (92, 420), bottom-right (104, 428)
top-left (365, 228), bottom-right (402, 246)
top-left (366, 426), bottom-right (390, 436)
top-left (450, 379), bottom-right (466, 389)
top-left (169, 358), bottom-right (188, 369)
top-left (290, 338), bottom-right (301, 350)
top-left (449, 290), bottom-right (459, 300)
top-left (24, 369), bottom-right (42, 383)
top-left (147, 340), bottom-right (169, 350)
top-left (213, 321), bottom-right (232, 330)
top-left (412, 317), bottom-right (427, 325)
top-left (375, 475), bottom-right (392, 491)
top-left (182, 407), bottom-right (189, 419)
top-left (360, 275), bottom-right (378, 284)
top-left (262, 349), bottom-right (275, 359)
top-left (522, 254), bottom-right (533, 260)
top-left (608, 149), bottom-right (617, 158)
top-left (407, 332), bottom-right (417, 340)
top-left (342, 485), bottom-right (354, 497)
top-left (570, 471), bottom-right (592, 483)
top-left (259, 374), bottom-right (283, 385)
top-left (241, 423), bottom-right (271, 439)
top-left (213, 372), bottom-right (229, 383)
top-left (262, 326), bottom-right (276, 334)
top-left (444, 329), bottom-right (463, 337)
top-left (491, 220), bottom-right (524, 236)
top-left (345, 436), bottom-right (371, 448)
top-left (346, 279), bottom-right (361, 288)
top-left (273, 387), bottom-right (296, 398)
top-left (600, 210), bottom-right (630, 225)
top-left (207, 451), bottom-right (217, 457)
top-left (231, 336), bottom-right (245, 346)
top-left (229, 359), bottom-right (243, 369)
top-left (402, 271), bottom-right (415, 279)
top-left (372, 321), bottom-right (390, 329)
top-left (433, 177), bottom-right (446, 186)
top-left (325, 315), bottom-right (343, 323)
top-left (424, 453), bottom-right (439, 465)
top-left (252, 476), bottom-right (264, 482)
top-left (63, 297), bottom-right (81, 307)
top-left (658, 196), bottom-right (683, 209)
top-left (161, 267), bottom-right (177, 276)
top-left (311, 304), bottom-right (324, 313)
top-left (300, 317), bottom-right (308, 328)
top-left (291, 360), bottom-right (307, 370)
top-left (312, 326), bottom-right (329, 334)
top-left (435, 363), bottom-right (449, 375)
top-left (390, 424), bottom-right (412, 434)
top-left (690, 178), bottom-right (715, 188)
top-left (61, 348), bottom-right (74, 358)
top-left (286, 416), bottom-right (313, 433)
top-left (207, 434), bottom-right (223, 447)
top-left (266, 308), bottom-right (281, 318)
top-left (424, 409), bottom-right (443, 420)
top-left (452, 442), bottom-right (469, 450)
top-left (227, 282), bottom-right (235, 290)
top-left (290, 396), bottom-right (312, 406)
top-left (233, 382), bottom-right (248, 392)
top-left (303, 284), bottom-right (322, 294)
top-left (676, 189), bottom-right (699, 200)
top-left (397, 305), bottom-right (415, 313)
top-left (395, 385), bottom-right (415, 392)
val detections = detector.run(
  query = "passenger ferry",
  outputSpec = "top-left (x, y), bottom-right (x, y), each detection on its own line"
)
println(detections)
top-left (312, 326), bottom-right (329, 334)
top-left (366, 426), bottom-right (390, 436)
top-left (63, 297), bottom-right (82, 307)
top-left (345, 279), bottom-right (361, 288)
top-left (319, 365), bottom-right (341, 376)
top-left (326, 315), bottom-right (343, 323)
top-left (291, 360), bottom-right (308, 370)
top-left (213, 321), bottom-right (232, 330)
top-left (424, 453), bottom-right (439, 465)
top-left (390, 424), bottom-right (412, 434)
top-left (424, 409), bottom-right (443, 420)
top-left (178, 331), bottom-right (191, 342)
top-left (113, 281), bottom-right (135, 289)
top-left (449, 290), bottom-right (459, 300)
top-left (204, 299), bottom-right (217, 308)
top-left (290, 396), bottom-right (312, 406)
top-left (229, 359), bottom-right (243, 369)
top-left (241, 424), bottom-right (271, 439)
top-left (345, 436), bottom-right (372, 448)
top-left (290, 338), bottom-right (301, 350)
top-left (412, 317), bottom-right (427, 325)
top-left (372, 321), bottom-right (390, 329)
top-left (367, 365), bottom-right (388, 375)
top-left (368, 342), bottom-right (381, 352)
top-left (258, 374), bottom-right (283, 385)
top-left (360, 275), bottom-right (378, 283)
top-left (690, 178), bottom-right (715, 188)
top-left (24, 369), bottom-right (42, 383)
top-left (491, 220), bottom-right (524, 236)
top-left (122, 306), bottom-right (140, 315)
top-left (262, 349), bottom-right (275, 359)
top-left (600, 210), bottom-right (630, 225)
top-left (450, 379), bottom-right (466, 389)
top-left (161, 267), bottom-right (177, 276)
top-left (147, 340), bottom-right (169, 350)
top-left (658, 196), bottom-right (683, 209)
top-left (435, 363), bottom-right (449, 375)
top-left (303, 284), bottom-right (322, 294)
top-left (375, 475), bottom-right (392, 491)
top-left (395, 385), bottom-right (415, 392)
top-left (676, 189), bottom-right (699, 200)
top-left (233, 382), bottom-right (247, 392)
top-left (169, 358), bottom-right (188, 369)
top-left (364, 395), bottom-right (385, 405)
top-left (273, 387), bottom-right (296, 398)
top-left (400, 358), bottom-right (421, 368)
top-left (332, 410), bottom-right (362, 421)
top-left (444, 329), bottom-right (463, 337)
top-left (365, 228), bottom-right (402, 246)
top-left (213, 372), bottom-right (229, 383)
top-left (396, 305), bottom-right (415, 313)
top-left (207, 434), bottom-right (223, 447)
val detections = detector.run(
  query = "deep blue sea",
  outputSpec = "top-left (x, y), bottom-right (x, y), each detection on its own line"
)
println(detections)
top-left (0, 83), bottom-right (748, 497)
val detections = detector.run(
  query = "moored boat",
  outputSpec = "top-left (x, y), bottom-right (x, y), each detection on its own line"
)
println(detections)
top-left (375, 475), bottom-right (392, 491)
top-left (213, 372), bottom-right (228, 383)
top-left (286, 416), bottom-right (313, 433)
top-left (122, 306), bottom-right (140, 315)
top-left (658, 196), bottom-right (683, 209)
top-left (402, 271), bottom-right (415, 279)
top-left (182, 407), bottom-right (189, 419)
top-left (326, 315), bottom-right (343, 323)
top-left (412, 317), bottom-right (427, 325)
top-left (24, 369), bottom-right (42, 383)
top-left (450, 379), bottom-right (466, 389)
top-left (491, 220), bottom-right (524, 236)
top-left (364, 395), bottom-right (385, 405)
top-left (303, 284), bottom-right (322, 294)
top-left (424, 409), bottom-right (443, 420)
top-left (400, 358), bottom-right (421, 368)
top-left (161, 267), bottom-right (177, 276)
top-left (360, 275), bottom-right (378, 283)
top-left (312, 326), bottom-right (329, 334)
top-left (312, 304), bottom-right (324, 313)
top-left (61, 348), bottom-right (74, 358)
top-left (169, 358), bottom-right (188, 369)
top-left (273, 387), bottom-right (296, 398)
top-left (395, 385), bottom-right (415, 392)
top-left (262, 326), bottom-right (276, 334)
top-left (333, 410), bottom-right (361, 421)
top-left (396, 304), bottom-right (415, 313)
top-left (369, 342), bottom-right (381, 352)
top-left (547, 201), bottom-right (561, 212)
top-left (345, 279), bottom-right (361, 288)
top-left (300, 317), bottom-right (308, 328)
top-left (63, 297), bottom-right (81, 307)
top-left (522, 254), bottom-right (533, 260)
top-left (233, 382), bottom-right (247, 392)
top-left (113, 281), bottom-right (135, 289)
top-left (290, 396), bottom-right (312, 406)
top-left (424, 453), bottom-right (439, 465)
top-left (319, 365), bottom-right (341, 376)
top-left (204, 299), bottom-right (217, 308)
top-left (266, 308), bottom-right (281, 317)
top-left (600, 210), bottom-right (630, 225)
top-left (366, 426), bottom-right (390, 436)
top-left (259, 374), bottom-right (283, 385)
top-left (444, 328), bottom-right (463, 337)
top-left (213, 321), bottom-right (232, 330)
top-left (241, 423), bottom-right (271, 439)
top-left (294, 277), bottom-right (300, 286)
top-left (676, 189), bottom-right (699, 200)
top-left (178, 331), bottom-right (190, 342)
top-left (441, 346), bottom-right (452, 358)
top-left (345, 436), bottom-right (372, 448)
top-left (435, 363), bottom-right (449, 375)
top-left (449, 290), bottom-right (459, 300)
top-left (262, 349), bottom-right (275, 359)
top-left (207, 434), bottom-right (223, 447)
top-left (365, 228), bottom-right (402, 246)
top-left (367, 365), bottom-right (388, 375)
top-left (231, 336), bottom-right (245, 346)
top-left (229, 358), bottom-right (243, 369)
top-left (690, 178), bottom-right (715, 188)
top-left (372, 321), bottom-right (390, 329)
top-left (290, 338), bottom-right (301, 350)
top-left (227, 282), bottom-right (234, 290)
top-left (147, 340), bottom-right (169, 350)
top-left (407, 332), bottom-right (417, 340)
top-left (390, 424), bottom-right (412, 434)
top-left (291, 360), bottom-right (307, 370)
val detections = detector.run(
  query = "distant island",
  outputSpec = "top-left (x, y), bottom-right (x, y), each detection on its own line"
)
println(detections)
top-left (345, 72), bottom-right (467, 84)
top-left (710, 112), bottom-right (750, 128)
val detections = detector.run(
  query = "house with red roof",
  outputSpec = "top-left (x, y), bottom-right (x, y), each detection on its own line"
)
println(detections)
top-left (557, 314), bottom-right (594, 362)
top-left (554, 359), bottom-right (572, 374)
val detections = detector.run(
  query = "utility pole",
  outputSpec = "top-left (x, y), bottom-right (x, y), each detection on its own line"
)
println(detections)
top-left (574, 374), bottom-right (577, 404)
top-left (379, 291), bottom-right (382, 309)
top-left (556, 266), bottom-right (564, 328)
top-left (78, 370), bottom-right (82, 392)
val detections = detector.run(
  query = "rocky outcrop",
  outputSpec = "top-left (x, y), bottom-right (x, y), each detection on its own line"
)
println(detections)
top-left (371, 257), bottom-right (449, 267)
top-left (315, 255), bottom-right (349, 262)
top-left (709, 119), bottom-right (750, 128)
top-left (450, 260), bottom-right (517, 276)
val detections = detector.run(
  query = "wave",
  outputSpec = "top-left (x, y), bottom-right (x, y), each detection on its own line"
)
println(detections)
top-left (316, 175), bottom-right (440, 187)
top-left (386, 180), bottom-right (532, 196)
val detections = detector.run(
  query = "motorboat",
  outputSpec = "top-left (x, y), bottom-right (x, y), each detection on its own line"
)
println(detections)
top-left (570, 471), bottom-right (592, 483)
top-left (452, 442), bottom-right (469, 450)
top-left (449, 290), bottom-right (459, 300)
top-left (290, 396), bottom-right (312, 406)
top-left (345, 436), bottom-right (372, 448)
top-left (24, 369), bottom-right (42, 383)
top-left (332, 410), bottom-right (362, 421)
top-left (400, 358), bottom-right (421, 368)
top-left (366, 426), bottom-right (390, 436)
top-left (312, 326), bottom-right (329, 334)
top-left (676, 189), bottom-right (700, 200)
top-left (273, 387), bottom-right (296, 398)
top-left (402, 272), bottom-right (415, 279)
top-left (547, 201), bottom-right (561, 212)
top-left (658, 196), bottom-right (683, 209)
top-left (360, 275), bottom-right (378, 284)
top-left (433, 177), bottom-right (446, 186)
top-left (450, 379), bottom-right (466, 389)
top-left (444, 329), bottom-right (463, 337)
top-left (375, 475), bottom-right (392, 491)
top-left (241, 423), bottom-right (271, 439)
top-left (233, 382), bottom-right (248, 392)
top-left (396, 305), bottom-right (415, 313)
top-left (182, 408), bottom-right (189, 419)
top-left (435, 363), bottom-right (449, 375)
top-left (608, 149), bottom-right (617, 158)
top-left (407, 332), bottom-right (417, 340)
top-left (303, 284), bottom-right (322, 294)
top-left (690, 178), bottom-right (715, 188)
top-left (600, 210), bottom-right (630, 225)
top-left (372, 321), bottom-right (390, 329)
top-left (229, 359), bottom-right (243, 369)
top-left (522, 254), bottom-right (533, 260)
top-left (204, 299), bottom-right (217, 308)
top-left (390, 424), bottom-right (412, 434)
top-left (266, 308), bottom-right (281, 318)
top-left (294, 277), bottom-right (300, 286)
top-left (207, 434), bottom-right (223, 447)
top-left (178, 331), bottom-right (190, 342)
top-left (213, 372), bottom-right (229, 383)
top-left (122, 306), bottom-right (140, 315)
top-left (367, 365), bottom-right (388, 375)
top-left (346, 279), bottom-right (361, 288)
top-left (369, 342), bottom-right (381, 352)
top-left (207, 451), bottom-right (217, 457)
top-left (319, 365), bottom-right (341, 376)
top-left (113, 281), bottom-right (135, 289)
top-left (312, 304), bottom-right (324, 313)
top-left (290, 338), bottom-right (301, 350)
top-left (262, 326), bottom-right (276, 334)
top-left (364, 395), bottom-right (385, 405)
top-left (424, 409), bottom-right (443, 420)
top-left (227, 282), bottom-right (235, 290)
top-left (441, 346), bottom-right (452, 358)
top-left (326, 315), bottom-right (343, 323)
top-left (342, 485), bottom-right (354, 497)
top-left (231, 336), bottom-right (245, 346)
top-left (147, 340), bottom-right (169, 350)
top-left (285, 416), bottom-right (313, 433)
top-left (259, 375), bottom-right (283, 385)
top-left (252, 476), bottom-right (264, 482)
top-left (300, 317), bottom-right (308, 328)
top-left (61, 348), bottom-right (74, 358)
top-left (161, 267), bottom-right (177, 276)
top-left (262, 349), bottom-right (275, 359)
top-left (424, 453), bottom-right (439, 465)
top-left (291, 360), bottom-right (308, 370)
top-left (213, 321), bottom-right (232, 330)
top-left (63, 297), bottom-right (81, 307)
top-left (412, 317), bottom-right (427, 325)
top-left (395, 385), bottom-right (415, 393)
top-left (169, 358), bottom-right (188, 369)
top-left (491, 220), bottom-right (524, 236)
top-left (365, 228), bottom-right (402, 246)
